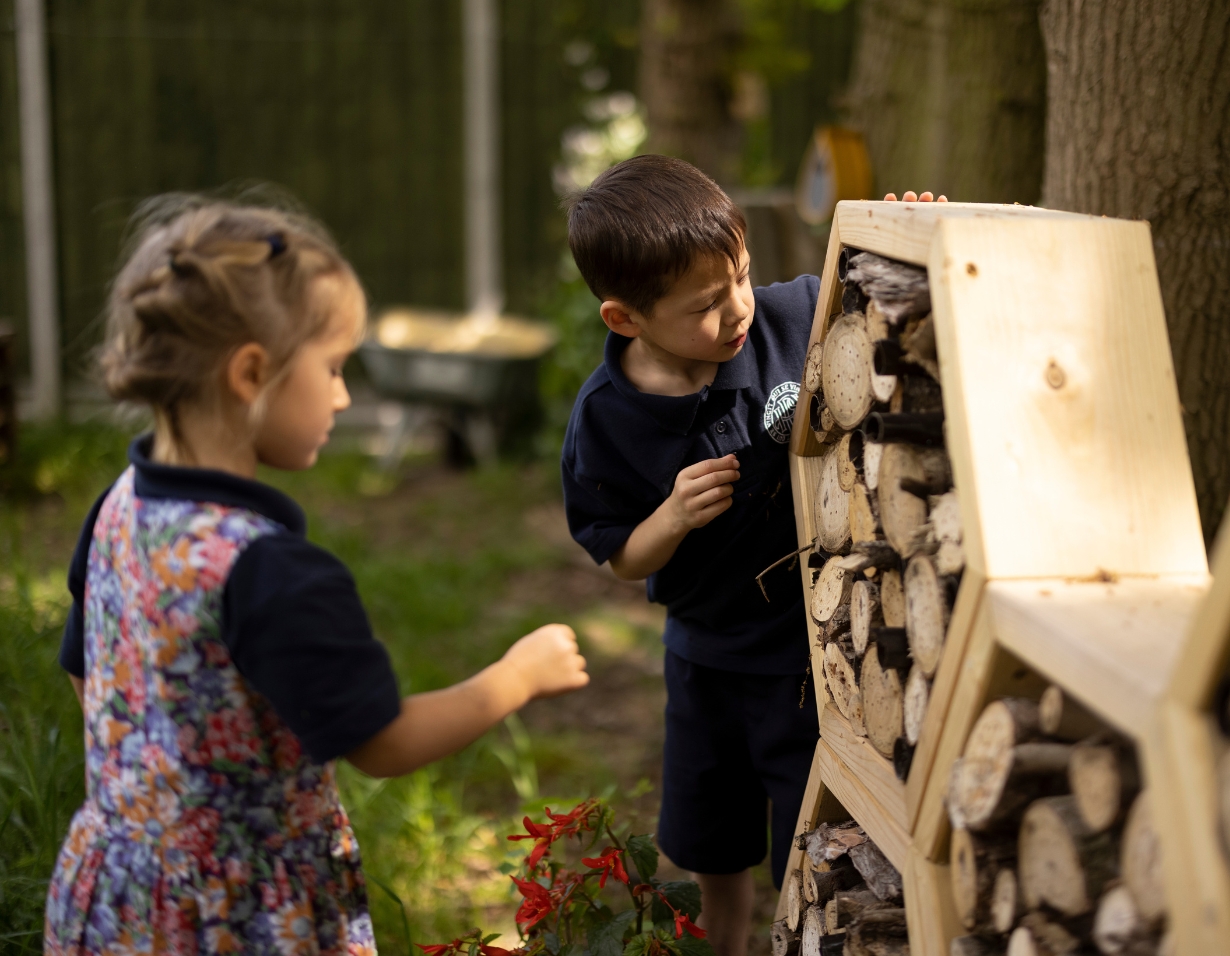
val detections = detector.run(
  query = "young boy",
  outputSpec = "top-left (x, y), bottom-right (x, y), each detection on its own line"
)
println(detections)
top-left (560, 154), bottom-right (819, 956)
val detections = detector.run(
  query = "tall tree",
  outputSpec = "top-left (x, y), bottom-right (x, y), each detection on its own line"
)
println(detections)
top-left (1040, 0), bottom-right (1230, 542)
top-left (640, 0), bottom-right (744, 183)
top-left (843, 0), bottom-right (1047, 202)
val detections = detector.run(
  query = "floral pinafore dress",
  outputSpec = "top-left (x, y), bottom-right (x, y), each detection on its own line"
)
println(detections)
top-left (45, 468), bottom-right (378, 955)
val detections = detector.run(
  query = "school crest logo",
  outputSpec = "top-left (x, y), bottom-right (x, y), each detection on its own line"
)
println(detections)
top-left (763, 381), bottom-right (800, 444)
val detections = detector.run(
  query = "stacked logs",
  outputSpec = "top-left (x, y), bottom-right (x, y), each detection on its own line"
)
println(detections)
top-left (945, 686), bottom-right (1171, 956)
top-left (807, 248), bottom-right (962, 779)
top-left (772, 820), bottom-right (909, 956)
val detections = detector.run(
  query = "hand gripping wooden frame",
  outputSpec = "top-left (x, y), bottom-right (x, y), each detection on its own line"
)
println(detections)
top-left (777, 200), bottom-right (1226, 955)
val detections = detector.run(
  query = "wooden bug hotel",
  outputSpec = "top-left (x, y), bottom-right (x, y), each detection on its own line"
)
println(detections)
top-left (771, 201), bottom-right (1230, 956)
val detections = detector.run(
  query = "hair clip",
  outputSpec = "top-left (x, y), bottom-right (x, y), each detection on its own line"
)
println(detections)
top-left (266, 233), bottom-right (287, 258)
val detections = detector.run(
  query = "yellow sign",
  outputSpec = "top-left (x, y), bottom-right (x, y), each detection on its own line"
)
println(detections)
top-left (795, 126), bottom-right (873, 225)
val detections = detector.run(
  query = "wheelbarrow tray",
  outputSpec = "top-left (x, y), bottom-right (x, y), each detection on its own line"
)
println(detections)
top-left (359, 340), bottom-right (547, 410)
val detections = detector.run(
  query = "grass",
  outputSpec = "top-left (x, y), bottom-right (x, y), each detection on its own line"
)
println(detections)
top-left (0, 420), bottom-right (671, 954)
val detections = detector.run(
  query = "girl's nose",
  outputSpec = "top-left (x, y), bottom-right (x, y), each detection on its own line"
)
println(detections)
top-left (334, 378), bottom-right (352, 412)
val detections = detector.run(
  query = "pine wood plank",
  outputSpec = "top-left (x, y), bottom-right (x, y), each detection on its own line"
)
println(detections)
top-left (820, 703), bottom-right (907, 827)
top-left (987, 576), bottom-right (1208, 740)
top-left (904, 846), bottom-right (962, 956)
top-left (927, 215), bottom-right (1206, 580)
top-left (904, 569), bottom-right (985, 831)
top-left (1170, 515), bottom-right (1230, 708)
top-left (815, 738), bottom-right (910, 871)
top-left (789, 218), bottom-right (843, 458)
top-left (790, 452), bottom-right (829, 714)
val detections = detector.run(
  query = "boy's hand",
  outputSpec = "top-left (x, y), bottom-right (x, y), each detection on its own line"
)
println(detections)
top-left (883, 191), bottom-right (948, 202)
top-left (502, 623), bottom-right (589, 701)
top-left (666, 455), bottom-right (741, 533)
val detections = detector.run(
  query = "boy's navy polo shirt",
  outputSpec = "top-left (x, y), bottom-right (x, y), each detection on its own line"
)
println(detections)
top-left (59, 435), bottom-right (402, 764)
top-left (562, 275), bottom-right (819, 675)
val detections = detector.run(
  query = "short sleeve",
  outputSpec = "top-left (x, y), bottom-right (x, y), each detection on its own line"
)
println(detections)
top-left (59, 485), bottom-right (114, 678)
top-left (223, 534), bottom-right (402, 763)
top-left (560, 447), bottom-right (642, 567)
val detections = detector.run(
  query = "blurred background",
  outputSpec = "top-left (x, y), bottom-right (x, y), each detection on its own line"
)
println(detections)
top-left (0, 1), bottom-right (1225, 953)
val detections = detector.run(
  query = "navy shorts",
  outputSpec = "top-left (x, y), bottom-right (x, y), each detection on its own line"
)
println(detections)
top-left (656, 650), bottom-right (819, 889)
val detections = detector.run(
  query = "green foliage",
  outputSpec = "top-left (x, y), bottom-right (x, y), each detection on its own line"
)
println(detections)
top-left (537, 263), bottom-right (607, 454)
top-left (625, 834), bottom-right (660, 884)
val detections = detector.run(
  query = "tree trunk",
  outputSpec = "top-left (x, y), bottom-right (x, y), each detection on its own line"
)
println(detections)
top-left (640, 0), bottom-right (742, 184)
top-left (1040, 0), bottom-right (1230, 542)
top-left (842, 0), bottom-right (1047, 202)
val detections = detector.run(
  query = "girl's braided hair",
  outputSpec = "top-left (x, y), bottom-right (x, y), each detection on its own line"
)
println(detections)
top-left (101, 194), bottom-right (360, 442)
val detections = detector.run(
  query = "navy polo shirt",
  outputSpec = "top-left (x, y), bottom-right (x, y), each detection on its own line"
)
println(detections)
top-left (59, 435), bottom-right (402, 764)
top-left (562, 275), bottom-right (819, 674)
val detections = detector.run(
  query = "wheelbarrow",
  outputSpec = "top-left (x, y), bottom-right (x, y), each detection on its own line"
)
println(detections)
top-left (359, 308), bottom-right (557, 465)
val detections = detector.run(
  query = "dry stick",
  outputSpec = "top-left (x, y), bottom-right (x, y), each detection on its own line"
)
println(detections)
top-left (816, 443), bottom-right (852, 552)
top-left (1120, 791), bottom-right (1166, 928)
top-left (850, 580), bottom-right (882, 656)
top-left (905, 555), bottom-right (949, 677)
top-left (903, 665), bottom-right (930, 746)
top-left (1069, 736), bottom-right (1140, 833)
top-left (803, 854), bottom-right (818, 905)
top-left (758, 542), bottom-right (813, 603)
top-left (1019, 795), bottom-right (1118, 917)
top-left (1039, 685), bottom-right (1105, 742)
top-left (849, 841), bottom-right (903, 903)
top-left (839, 541), bottom-right (898, 575)
top-left (860, 646), bottom-right (904, 758)
top-left (951, 827), bottom-right (1016, 933)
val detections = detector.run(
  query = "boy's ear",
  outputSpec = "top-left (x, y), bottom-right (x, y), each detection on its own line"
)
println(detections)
top-left (225, 342), bottom-right (272, 406)
top-left (600, 300), bottom-right (643, 338)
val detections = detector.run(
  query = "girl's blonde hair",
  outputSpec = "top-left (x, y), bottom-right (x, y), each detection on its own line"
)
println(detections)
top-left (101, 196), bottom-right (360, 443)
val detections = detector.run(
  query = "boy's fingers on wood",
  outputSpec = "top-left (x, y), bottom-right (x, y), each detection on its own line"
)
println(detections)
top-left (884, 192), bottom-right (897, 201)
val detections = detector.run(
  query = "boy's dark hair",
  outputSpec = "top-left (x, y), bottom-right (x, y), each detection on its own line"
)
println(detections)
top-left (564, 155), bottom-right (747, 316)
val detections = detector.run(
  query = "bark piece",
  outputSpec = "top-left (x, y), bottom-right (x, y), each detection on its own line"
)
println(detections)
top-left (1069, 737), bottom-right (1140, 833)
top-left (901, 375), bottom-right (945, 414)
top-left (991, 868), bottom-right (1021, 935)
top-left (929, 491), bottom-right (962, 543)
top-left (901, 313), bottom-right (941, 381)
top-left (878, 444), bottom-right (951, 557)
top-left (1019, 795), bottom-right (1118, 916)
top-left (860, 646), bottom-right (905, 758)
top-left (851, 580), bottom-right (882, 656)
top-left (936, 539), bottom-right (966, 576)
top-left (773, 919), bottom-right (802, 956)
top-left (787, 869), bottom-right (806, 931)
top-left (812, 394), bottom-right (840, 445)
top-left (844, 908), bottom-right (909, 956)
top-left (864, 440), bottom-right (883, 493)
top-left (951, 827), bottom-right (1016, 932)
top-left (840, 542), bottom-right (899, 575)
top-left (880, 569), bottom-right (905, 627)
top-left (816, 444), bottom-right (853, 552)
top-left (805, 341), bottom-right (825, 394)
top-left (1038, 685), bottom-right (1105, 742)
top-left (802, 904), bottom-right (826, 956)
top-left (823, 603), bottom-right (853, 645)
top-left (810, 864), bottom-right (864, 906)
top-left (905, 555), bottom-right (949, 677)
top-left (822, 314), bottom-right (877, 429)
top-left (1120, 791), bottom-right (1165, 927)
top-left (904, 665), bottom-right (930, 746)
top-left (1006, 913), bottom-right (1081, 956)
top-left (864, 300), bottom-right (890, 341)
top-left (843, 282), bottom-right (870, 316)
top-left (828, 888), bottom-right (889, 930)
top-left (1093, 883), bottom-right (1161, 956)
top-left (825, 642), bottom-right (863, 724)
top-left (846, 251), bottom-right (931, 324)
top-left (804, 821), bottom-right (869, 865)
top-left (850, 483), bottom-right (880, 546)
top-left (811, 556), bottom-right (854, 625)
top-left (848, 841), bottom-right (903, 902)
top-left (804, 856), bottom-right (819, 905)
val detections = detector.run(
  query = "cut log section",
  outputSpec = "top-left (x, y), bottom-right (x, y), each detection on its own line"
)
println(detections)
top-left (812, 556), bottom-right (855, 624)
top-left (936, 539), bottom-right (966, 576)
top-left (864, 299), bottom-right (890, 341)
top-left (802, 821), bottom-right (869, 864)
top-left (848, 841), bottom-right (903, 902)
top-left (850, 483), bottom-right (880, 545)
top-left (824, 604), bottom-right (853, 645)
top-left (850, 580), bottom-right (882, 656)
top-left (825, 642), bottom-right (862, 724)
top-left (1019, 794), bottom-right (1118, 916)
top-left (803, 856), bottom-right (819, 904)
top-left (1069, 738), bottom-right (1140, 833)
top-left (864, 441), bottom-right (883, 493)
top-left (822, 314), bottom-right (877, 429)
top-left (804, 341), bottom-right (825, 394)
top-left (1120, 791), bottom-right (1165, 927)
top-left (1006, 913), bottom-right (1081, 956)
top-left (901, 313), bottom-right (941, 381)
top-left (904, 555), bottom-right (950, 678)
top-left (787, 869), bottom-right (806, 931)
top-left (860, 648), bottom-right (905, 759)
top-left (816, 445), bottom-right (853, 552)
top-left (844, 908), bottom-right (909, 956)
top-left (880, 569), bottom-right (905, 628)
top-left (827, 889), bottom-right (890, 930)
top-left (991, 868), bottom-right (1021, 934)
top-left (848, 690), bottom-right (868, 737)
top-left (929, 490), bottom-right (962, 544)
top-left (904, 665), bottom-right (930, 746)
top-left (772, 919), bottom-right (802, 956)
top-left (1039, 685), bottom-right (1105, 742)
top-left (1093, 884), bottom-right (1161, 956)
top-left (951, 827), bottom-right (1016, 933)
top-left (838, 432), bottom-right (861, 491)
top-left (802, 904), bottom-right (825, 956)
top-left (811, 394), bottom-right (840, 445)
top-left (809, 864), bottom-right (863, 906)
top-left (878, 444), bottom-right (951, 557)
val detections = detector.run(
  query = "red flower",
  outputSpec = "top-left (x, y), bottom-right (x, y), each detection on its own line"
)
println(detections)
top-left (508, 817), bottom-right (555, 867)
top-left (507, 800), bottom-right (600, 868)
top-left (512, 875), bottom-right (555, 929)
top-left (674, 913), bottom-right (706, 940)
top-left (417, 944), bottom-right (458, 956)
top-left (580, 847), bottom-right (628, 888)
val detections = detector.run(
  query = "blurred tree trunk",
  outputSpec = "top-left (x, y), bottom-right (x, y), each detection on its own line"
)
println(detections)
top-left (843, 0), bottom-right (1047, 203)
top-left (1040, 0), bottom-right (1230, 543)
top-left (640, 0), bottom-right (743, 184)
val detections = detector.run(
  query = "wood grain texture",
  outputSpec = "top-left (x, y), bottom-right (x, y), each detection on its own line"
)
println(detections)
top-left (820, 703), bottom-right (907, 828)
top-left (903, 846), bottom-right (963, 956)
top-left (791, 221), bottom-right (845, 458)
top-left (1170, 513), bottom-right (1230, 707)
top-left (815, 739), bottom-right (910, 872)
top-left (987, 577), bottom-right (1208, 739)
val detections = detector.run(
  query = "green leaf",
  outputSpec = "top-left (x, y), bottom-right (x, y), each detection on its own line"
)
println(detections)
top-left (621, 933), bottom-right (654, 956)
top-left (544, 932), bottom-right (561, 956)
top-left (625, 834), bottom-right (658, 883)
top-left (650, 881), bottom-right (702, 924)
top-left (482, 935), bottom-right (501, 945)
top-left (672, 934), bottom-right (717, 956)
top-left (588, 910), bottom-right (636, 956)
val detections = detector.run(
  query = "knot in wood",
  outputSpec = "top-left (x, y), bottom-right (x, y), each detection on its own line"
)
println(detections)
top-left (965, 262), bottom-right (978, 276)
top-left (1045, 360), bottom-right (1067, 390)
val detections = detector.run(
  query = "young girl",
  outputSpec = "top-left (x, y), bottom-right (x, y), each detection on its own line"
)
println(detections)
top-left (45, 199), bottom-right (589, 956)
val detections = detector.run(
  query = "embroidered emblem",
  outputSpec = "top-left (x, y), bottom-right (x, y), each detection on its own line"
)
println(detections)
top-left (763, 381), bottom-right (800, 444)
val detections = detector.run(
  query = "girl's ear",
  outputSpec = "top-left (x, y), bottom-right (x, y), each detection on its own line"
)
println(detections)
top-left (225, 342), bottom-right (272, 406)
top-left (600, 300), bottom-right (643, 338)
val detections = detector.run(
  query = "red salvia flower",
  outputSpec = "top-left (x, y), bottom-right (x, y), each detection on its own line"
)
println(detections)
top-left (674, 912), bottom-right (706, 940)
top-left (580, 847), bottom-right (629, 888)
top-left (418, 942), bottom-right (460, 955)
top-left (512, 875), bottom-right (555, 929)
top-left (507, 817), bottom-right (555, 868)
